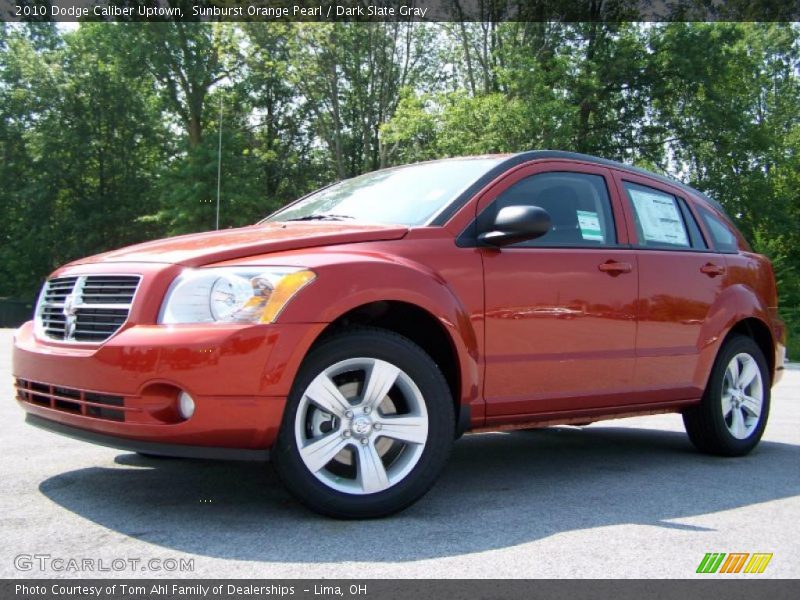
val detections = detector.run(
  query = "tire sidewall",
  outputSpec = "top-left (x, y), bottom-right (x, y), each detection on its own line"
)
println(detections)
top-left (273, 328), bottom-right (454, 518)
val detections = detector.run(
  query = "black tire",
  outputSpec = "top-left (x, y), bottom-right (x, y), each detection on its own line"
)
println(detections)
top-left (683, 334), bottom-right (771, 456)
top-left (272, 327), bottom-right (455, 518)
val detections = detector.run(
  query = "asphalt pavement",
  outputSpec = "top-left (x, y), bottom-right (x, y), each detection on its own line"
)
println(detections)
top-left (1, 329), bottom-right (798, 578)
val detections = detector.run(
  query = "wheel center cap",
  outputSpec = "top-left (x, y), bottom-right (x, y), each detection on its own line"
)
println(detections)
top-left (351, 416), bottom-right (372, 436)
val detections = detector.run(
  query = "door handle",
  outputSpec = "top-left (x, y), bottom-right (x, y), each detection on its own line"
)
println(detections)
top-left (700, 263), bottom-right (726, 277)
top-left (598, 260), bottom-right (632, 275)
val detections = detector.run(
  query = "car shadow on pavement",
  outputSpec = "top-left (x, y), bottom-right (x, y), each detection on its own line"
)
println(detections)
top-left (38, 425), bottom-right (800, 562)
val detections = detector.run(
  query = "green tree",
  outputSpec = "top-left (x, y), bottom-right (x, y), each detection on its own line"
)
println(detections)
top-left (289, 23), bottom-right (437, 178)
top-left (242, 23), bottom-right (325, 220)
top-left (0, 24), bottom-right (168, 297)
top-left (124, 23), bottom-right (242, 233)
top-left (1, 21), bottom-right (799, 357)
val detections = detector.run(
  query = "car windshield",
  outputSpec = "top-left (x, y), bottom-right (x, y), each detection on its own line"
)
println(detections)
top-left (264, 158), bottom-right (503, 226)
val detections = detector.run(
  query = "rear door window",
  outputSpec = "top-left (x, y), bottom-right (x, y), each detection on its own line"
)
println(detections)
top-left (623, 182), bottom-right (691, 249)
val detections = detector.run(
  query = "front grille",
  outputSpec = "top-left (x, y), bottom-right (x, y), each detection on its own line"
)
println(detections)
top-left (36, 275), bottom-right (140, 343)
top-left (16, 379), bottom-right (127, 422)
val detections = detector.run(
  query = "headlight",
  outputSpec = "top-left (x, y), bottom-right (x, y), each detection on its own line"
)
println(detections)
top-left (159, 267), bottom-right (316, 324)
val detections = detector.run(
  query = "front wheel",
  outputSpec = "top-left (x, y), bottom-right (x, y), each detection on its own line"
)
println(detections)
top-left (683, 334), bottom-right (770, 456)
top-left (273, 328), bottom-right (455, 518)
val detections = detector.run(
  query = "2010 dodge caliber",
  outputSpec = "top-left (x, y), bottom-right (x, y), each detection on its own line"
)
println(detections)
top-left (13, 151), bottom-right (787, 518)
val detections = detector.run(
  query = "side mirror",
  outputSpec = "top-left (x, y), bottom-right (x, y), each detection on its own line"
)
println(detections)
top-left (478, 205), bottom-right (552, 247)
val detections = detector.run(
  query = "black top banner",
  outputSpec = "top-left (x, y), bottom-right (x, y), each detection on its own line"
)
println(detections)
top-left (3, 0), bottom-right (800, 23)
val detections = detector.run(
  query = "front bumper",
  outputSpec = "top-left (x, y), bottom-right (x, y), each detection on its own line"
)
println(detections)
top-left (25, 414), bottom-right (269, 460)
top-left (12, 320), bottom-right (326, 456)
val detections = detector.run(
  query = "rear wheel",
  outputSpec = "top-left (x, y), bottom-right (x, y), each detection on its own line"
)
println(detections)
top-left (273, 328), bottom-right (454, 518)
top-left (683, 335), bottom-right (770, 456)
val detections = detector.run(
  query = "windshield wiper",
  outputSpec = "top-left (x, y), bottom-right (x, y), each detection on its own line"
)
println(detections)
top-left (285, 214), bottom-right (355, 222)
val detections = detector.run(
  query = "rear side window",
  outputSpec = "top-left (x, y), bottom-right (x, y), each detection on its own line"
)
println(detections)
top-left (624, 182), bottom-right (690, 249)
top-left (696, 205), bottom-right (739, 253)
top-left (484, 172), bottom-right (616, 247)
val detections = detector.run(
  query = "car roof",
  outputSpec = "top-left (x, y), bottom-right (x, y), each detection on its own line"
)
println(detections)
top-left (431, 150), bottom-right (729, 225)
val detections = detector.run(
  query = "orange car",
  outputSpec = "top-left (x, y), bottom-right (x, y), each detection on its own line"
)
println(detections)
top-left (13, 151), bottom-right (786, 518)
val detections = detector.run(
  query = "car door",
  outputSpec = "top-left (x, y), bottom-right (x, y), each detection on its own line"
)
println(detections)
top-left (611, 170), bottom-right (725, 400)
top-left (476, 161), bottom-right (638, 420)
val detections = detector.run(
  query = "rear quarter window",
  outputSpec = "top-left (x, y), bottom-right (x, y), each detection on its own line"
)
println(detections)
top-left (696, 205), bottom-right (739, 253)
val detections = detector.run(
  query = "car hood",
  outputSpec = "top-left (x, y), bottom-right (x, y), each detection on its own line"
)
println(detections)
top-left (69, 222), bottom-right (409, 267)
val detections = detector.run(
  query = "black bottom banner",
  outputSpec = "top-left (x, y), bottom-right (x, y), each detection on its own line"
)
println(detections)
top-left (5, 580), bottom-right (800, 600)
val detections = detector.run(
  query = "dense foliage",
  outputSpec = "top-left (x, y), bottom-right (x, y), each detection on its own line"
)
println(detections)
top-left (1, 22), bottom-right (798, 356)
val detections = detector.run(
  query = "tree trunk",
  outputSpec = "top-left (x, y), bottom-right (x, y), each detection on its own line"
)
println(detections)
top-left (329, 30), bottom-right (345, 179)
top-left (187, 115), bottom-right (203, 147)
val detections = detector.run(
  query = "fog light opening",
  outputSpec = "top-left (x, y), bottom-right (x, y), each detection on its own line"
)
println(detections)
top-left (178, 391), bottom-right (195, 420)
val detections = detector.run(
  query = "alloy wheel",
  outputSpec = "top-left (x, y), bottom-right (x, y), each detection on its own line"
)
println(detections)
top-left (294, 357), bottom-right (429, 495)
top-left (721, 352), bottom-right (764, 440)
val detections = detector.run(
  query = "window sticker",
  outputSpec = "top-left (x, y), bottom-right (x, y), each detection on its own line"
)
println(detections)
top-left (576, 210), bottom-right (603, 241)
top-left (629, 188), bottom-right (689, 246)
